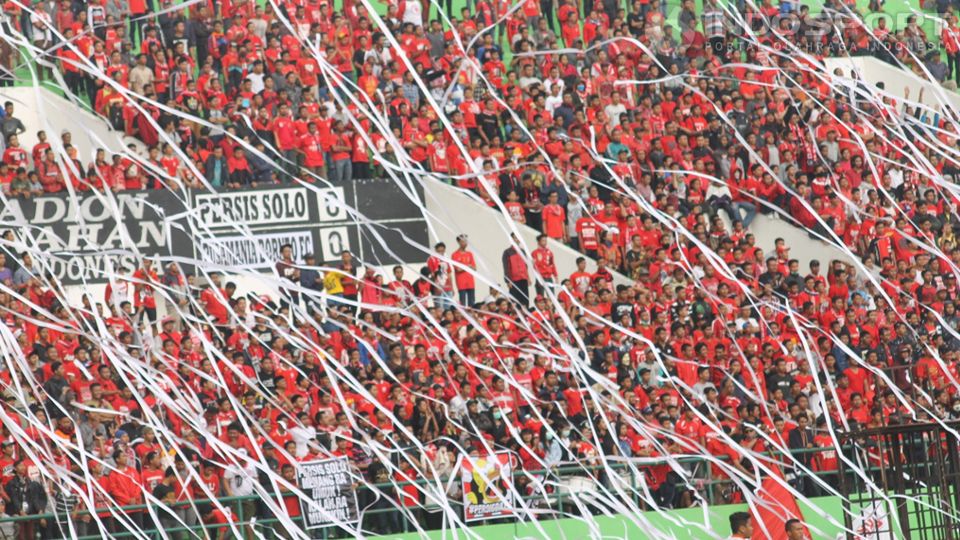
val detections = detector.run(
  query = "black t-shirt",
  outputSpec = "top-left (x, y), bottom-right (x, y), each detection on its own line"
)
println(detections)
top-left (626, 13), bottom-right (644, 36)
top-left (353, 50), bottom-right (367, 71)
top-left (766, 372), bottom-right (794, 396)
top-left (624, 249), bottom-right (643, 276)
top-left (758, 271), bottom-right (783, 288)
top-left (611, 301), bottom-right (635, 325)
top-left (477, 112), bottom-right (500, 140)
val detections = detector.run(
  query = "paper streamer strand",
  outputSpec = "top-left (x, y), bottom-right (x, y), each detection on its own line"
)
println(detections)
top-left (1, 0), bottom-right (960, 539)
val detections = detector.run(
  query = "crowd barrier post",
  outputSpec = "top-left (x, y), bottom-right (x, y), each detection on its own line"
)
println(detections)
top-left (629, 466), bottom-right (639, 509)
top-left (705, 462), bottom-right (715, 504)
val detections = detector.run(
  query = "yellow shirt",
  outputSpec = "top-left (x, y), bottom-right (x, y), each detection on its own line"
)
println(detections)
top-left (324, 271), bottom-right (344, 295)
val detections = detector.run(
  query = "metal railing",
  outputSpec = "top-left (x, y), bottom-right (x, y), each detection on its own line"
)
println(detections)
top-left (0, 444), bottom-right (874, 539)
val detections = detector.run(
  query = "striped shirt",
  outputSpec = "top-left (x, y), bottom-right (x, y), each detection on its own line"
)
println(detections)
top-left (702, 6), bottom-right (725, 38)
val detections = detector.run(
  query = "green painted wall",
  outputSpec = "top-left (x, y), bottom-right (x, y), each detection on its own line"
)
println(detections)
top-left (376, 496), bottom-right (850, 540)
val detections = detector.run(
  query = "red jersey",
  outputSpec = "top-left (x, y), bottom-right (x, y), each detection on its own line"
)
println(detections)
top-left (532, 247), bottom-right (557, 279)
top-left (450, 249), bottom-right (476, 291)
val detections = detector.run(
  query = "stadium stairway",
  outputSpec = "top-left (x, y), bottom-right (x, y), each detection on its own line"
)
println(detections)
top-left (419, 178), bottom-right (633, 298)
top-left (824, 56), bottom-right (960, 110)
top-left (2, 86), bottom-right (143, 165)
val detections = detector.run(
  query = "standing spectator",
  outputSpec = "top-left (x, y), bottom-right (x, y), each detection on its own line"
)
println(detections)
top-left (787, 415), bottom-right (815, 496)
top-left (1, 135), bottom-right (26, 169)
top-left (299, 122), bottom-right (326, 180)
top-left (0, 102), bottom-right (25, 151)
top-left (532, 234), bottom-right (558, 294)
top-left (604, 92), bottom-right (627, 130)
top-left (925, 52), bottom-right (948, 84)
top-left (300, 253), bottom-right (324, 308)
top-left (0, 16), bottom-right (15, 88)
top-left (128, 54), bottom-right (155, 96)
top-left (204, 146), bottom-right (229, 188)
top-left (541, 191), bottom-right (568, 243)
top-left (132, 259), bottom-right (159, 327)
top-left (329, 122), bottom-right (353, 183)
top-left (352, 124), bottom-right (371, 179)
top-left (502, 235), bottom-right (529, 307)
top-left (337, 251), bottom-right (359, 304)
top-left (227, 147), bottom-right (253, 188)
top-left (427, 242), bottom-right (454, 310)
top-left (12, 252), bottom-right (36, 290)
top-left (222, 451), bottom-right (257, 540)
top-left (5, 459), bottom-right (47, 540)
top-left (702, 0), bottom-right (726, 59)
top-left (160, 262), bottom-right (190, 325)
top-left (451, 235), bottom-right (477, 307)
top-left (944, 15), bottom-right (960, 85)
top-left (29, 7), bottom-right (53, 81)
top-left (272, 104), bottom-right (299, 179)
top-left (276, 243), bottom-right (300, 310)
top-left (107, 451), bottom-right (143, 530)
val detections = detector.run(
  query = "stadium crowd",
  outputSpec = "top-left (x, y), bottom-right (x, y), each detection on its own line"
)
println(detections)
top-left (1, 0), bottom-right (960, 537)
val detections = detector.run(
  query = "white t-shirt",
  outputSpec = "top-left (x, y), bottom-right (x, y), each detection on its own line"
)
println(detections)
top-left (402, 0), bottom-right (422, 26)
top-left (247, 72), bottom-right (265, 95)
top-left (31, 12), bottom-right (53, 43)
top-left (290, 425), bottom-right (317, 458)
top-left (223, 460), bottom-right (257, 497)
top-left (605, 103), bottom-right (627, 129)
top-left (545, 94), bottom-right (563, 115)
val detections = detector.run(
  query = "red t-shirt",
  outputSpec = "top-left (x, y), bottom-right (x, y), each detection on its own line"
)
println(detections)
top-left (844, 367), bottom-right (868, 396)
top-left (532, 247), bottom-right (557, 279)
top-left (576, 218), bottom-right (599, 251)
top-left (331, 134), bottom-right (352, 161)
top-left (450, 249), bottom-right (476, 291)
top-left (273, 117), bottom-right (297, 150)
top-left (542, 204), bottom-right (566, 239)
top-left (300, 133), bottom-right (325, 167)
top-left (200, 288), bottom-right (229, 324)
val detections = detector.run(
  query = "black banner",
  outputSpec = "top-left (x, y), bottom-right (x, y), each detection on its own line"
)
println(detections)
top-left (1, 180), bottom-right (429, 285)
top-left (297, 457), bottom-right (359, 529)
top-left (0, 189), bottom-right (192, 285)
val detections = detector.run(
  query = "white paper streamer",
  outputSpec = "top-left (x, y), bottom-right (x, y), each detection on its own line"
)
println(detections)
top-left (1, 0), bottom-right (960, 539)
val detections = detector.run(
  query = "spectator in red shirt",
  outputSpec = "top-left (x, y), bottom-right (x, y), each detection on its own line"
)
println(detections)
top-left (451, 235), bottom-right (478, 307)
top-left (502, 234), bottom-right (529, 306)
top-left (329, 121), bottom-right (353, 183)
top-left (542, 191), bottom-right (568, 242)
top-left (532, 234), bottom-right (558, 294)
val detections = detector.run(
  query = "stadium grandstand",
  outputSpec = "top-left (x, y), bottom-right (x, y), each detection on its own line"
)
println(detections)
top-left (1, 0), bottom-right (960, 538)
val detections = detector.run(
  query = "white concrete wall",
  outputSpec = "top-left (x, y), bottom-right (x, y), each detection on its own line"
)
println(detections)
top-left (420, 179), bottom-right (631, 299)
top-left (743, 214), bottom-right (859, 270)
top-left (1, 86), bottom-right (142, 164)
top-left (3, 86), bottom-right (140, 310)
top-left (823, 57), bottom-right (960, 111)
